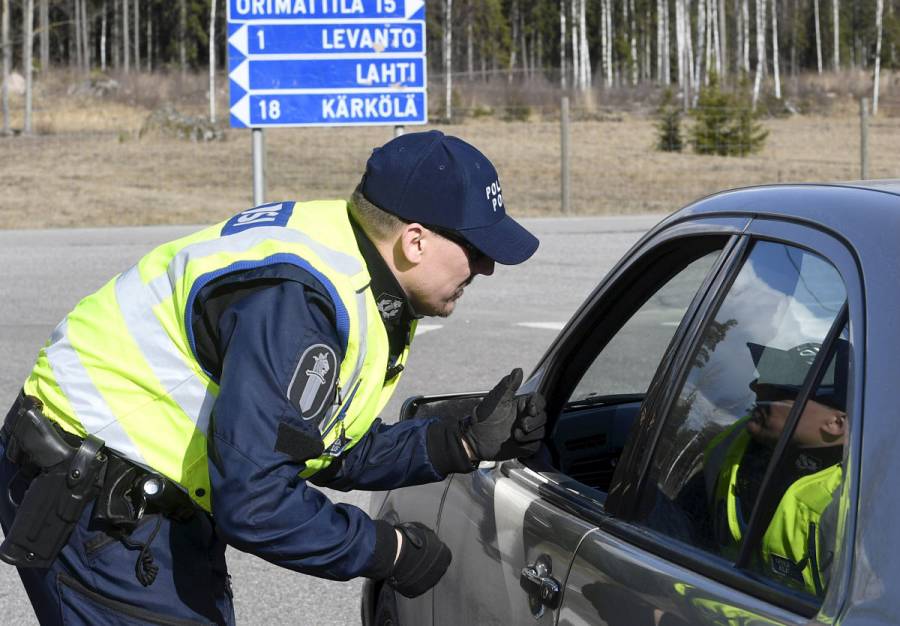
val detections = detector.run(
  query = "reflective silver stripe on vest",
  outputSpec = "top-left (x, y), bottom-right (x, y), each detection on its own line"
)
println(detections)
top-left (45, 319), bottom-right (148, 465)
top-left (44, 222), bottom-right (365, 465)
top-left (164, 224), bottom-right (364, 286)
top-left (135, 224), bottom-right (364, 436)
top-left (319, 286), bottom-right (369, 438)
top-left (115, 266), bottom-right (217, 436)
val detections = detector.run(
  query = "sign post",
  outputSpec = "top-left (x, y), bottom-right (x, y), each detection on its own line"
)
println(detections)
top-left (227, 0), bottom-right (428, 203)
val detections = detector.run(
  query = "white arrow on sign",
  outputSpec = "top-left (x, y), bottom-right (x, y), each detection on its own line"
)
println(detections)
top-left (231, 94), bottom-right (250, 126)
top-left (405, 0), bottom-right (424, 19)
top-left (229, 60), bottom-right (250, 91)
top-left (228, 24), bottom-right (248, 56)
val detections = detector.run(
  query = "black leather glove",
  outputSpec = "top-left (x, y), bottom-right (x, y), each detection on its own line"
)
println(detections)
top-left (461, 368), bottom-right (548, 462)
top-left (498, 392), bottom-right (547, 459)
top-left (387, 522), bottom-right (452, 598)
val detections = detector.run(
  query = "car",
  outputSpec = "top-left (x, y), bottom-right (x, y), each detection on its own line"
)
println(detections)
top-left (360, 181), bottom-right (900, 626)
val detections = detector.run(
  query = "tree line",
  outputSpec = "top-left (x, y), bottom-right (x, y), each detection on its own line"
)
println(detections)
top-left (1, 0), bottom-right (897, 131)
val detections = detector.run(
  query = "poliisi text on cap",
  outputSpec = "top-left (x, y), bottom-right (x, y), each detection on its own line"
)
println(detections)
top-left (486, 180), bottom-right (504, 212)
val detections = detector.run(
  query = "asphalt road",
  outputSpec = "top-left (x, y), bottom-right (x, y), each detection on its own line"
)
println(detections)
top-left (0, 215), bottom-right (662, 625)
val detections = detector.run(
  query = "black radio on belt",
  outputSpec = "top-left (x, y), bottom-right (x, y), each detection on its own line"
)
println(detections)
top-left (0, 396), bottom-right (107, 569)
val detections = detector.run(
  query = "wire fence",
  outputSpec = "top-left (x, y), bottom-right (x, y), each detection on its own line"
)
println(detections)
top-left (259, 98), bottom-right (900, 219)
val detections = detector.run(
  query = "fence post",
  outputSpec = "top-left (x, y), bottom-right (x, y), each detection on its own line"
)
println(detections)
top-left (860, 97), bottom-right (869, 180)
top-left (561, 96), bottom-right (571, 214)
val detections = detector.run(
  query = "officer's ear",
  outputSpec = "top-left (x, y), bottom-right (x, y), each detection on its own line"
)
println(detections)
top-left (396, 223), bottom-right (427, 266)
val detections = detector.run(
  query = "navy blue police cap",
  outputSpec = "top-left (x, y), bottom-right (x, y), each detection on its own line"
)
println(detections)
top-left (361, 130), bottom-right (539, 265)
top-left (747, 340), bottom-right (848, 411)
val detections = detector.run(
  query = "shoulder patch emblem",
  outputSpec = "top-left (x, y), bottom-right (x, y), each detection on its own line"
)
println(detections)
top-left (288, 344), bottom-right (338, 422)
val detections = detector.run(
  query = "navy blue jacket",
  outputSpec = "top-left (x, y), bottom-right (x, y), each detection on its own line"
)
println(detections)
top-left (197, 244), bottom-right (471, 581)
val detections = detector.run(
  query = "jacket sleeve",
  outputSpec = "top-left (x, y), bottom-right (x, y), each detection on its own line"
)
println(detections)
top-left (309, 416), bottom-right (474, 492)
top-left (203, 274), bottom-right (397, 581)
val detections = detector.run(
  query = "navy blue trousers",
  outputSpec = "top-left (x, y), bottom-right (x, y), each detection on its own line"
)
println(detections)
top-left (0, 438), bottom-right (235, 625)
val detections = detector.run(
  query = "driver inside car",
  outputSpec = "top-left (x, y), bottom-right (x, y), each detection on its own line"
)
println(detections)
top-left (705, 340), bottom-right (848, 596)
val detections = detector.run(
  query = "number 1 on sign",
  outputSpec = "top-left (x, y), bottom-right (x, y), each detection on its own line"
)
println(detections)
top-left (256, 28), bottom-right (265, 50)
top-left (258, 100), bottom-right (281, 120)
top-left (375, 0), bottom-right (396, 12)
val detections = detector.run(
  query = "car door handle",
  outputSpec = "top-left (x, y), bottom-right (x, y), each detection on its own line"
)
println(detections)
top-left (519, 554), bottom-right (561, 610)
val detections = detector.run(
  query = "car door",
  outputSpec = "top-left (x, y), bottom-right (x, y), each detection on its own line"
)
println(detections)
top-left (559, 218), bottom-right (862, 625)
top-left (427, 217), bottom-right (749, 626)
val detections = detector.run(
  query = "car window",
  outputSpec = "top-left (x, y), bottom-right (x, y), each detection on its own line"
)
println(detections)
top-left (568, 250), bottom-right (722, 403)
top-left (633, 240), bottom-right (848, 601)
top-left (547, 242), bottom-right (725, 493)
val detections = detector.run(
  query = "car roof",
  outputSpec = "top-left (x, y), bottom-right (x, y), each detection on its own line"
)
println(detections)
top-left (654, 180), bottom-right (900, 246)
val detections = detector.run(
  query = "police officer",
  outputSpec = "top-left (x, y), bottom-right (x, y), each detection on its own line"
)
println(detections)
top-left (706, 340), bottom-right (848, 595)
top-left (0, 130), bottom-right (547, 624)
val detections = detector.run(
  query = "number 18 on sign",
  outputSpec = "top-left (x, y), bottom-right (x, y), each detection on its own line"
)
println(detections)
top-left (227, 0), bottom-right (428, 128)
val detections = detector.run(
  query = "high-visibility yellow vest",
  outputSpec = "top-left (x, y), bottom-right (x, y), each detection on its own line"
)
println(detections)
top-left (708, 420), bottom-right (841, 595)
top-left (23, 200), bottom-right (413, 511)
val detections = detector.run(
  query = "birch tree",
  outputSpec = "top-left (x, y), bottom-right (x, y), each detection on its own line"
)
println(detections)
top-left (695, 0), bottom-right (707, 88)
top-left (604, 0), bottom-right (612, 86)
top-left (718, 0), bottom-right (727, 75)
top-left (123, 0), bottom-right (130, 72)
top-left (832, 0), bottom-right (838, 70)
top-left (570, 0), bottom-right (580, 87)
top-left (742, 0), bottom-right (751, 72)
top-left (145, 6), bottom-right (150, 71)
top-left (772, 0), bottom-right (781, 98)
top-left (82, 0), bottom-right (90, 71)
top-left (656, 0), bottom-right (665, 81)
top-left (134, 0), bottom-right (140, 70)
top-left (74, 0), bottom-right (83, 70)
top-left (179, 0), bottom-right (187, 77)
top-left (873, 0), bottom-right (884, 114)
top-left (628, 0), bottom-right (637, 85)
top-left (1, 0), bottom-right (8, 134)
top-left (581, 0), bottom-right (592, 89)
top-left (24, 0), bottom-right (34, 134)
top-left (560, 0), bottom-right (567, 89)
top-left (813, 0), bottom-right (823, 73)
top-left (444, 0), bottom-right (452, 118)
top-left (101, 0), bottom-right (107, 71)
top-left (675, 0), bottom-right (686, 87)
top-left (38, 0), bottom-right (47, 69)
top-left (752, 0), bottom-right (766, 107)
top-left (466, 18), bottom-right (473, 79)
top-left (209, 0), bottom-right (216, 123)
top-left (663, 0), bottom-right (670, 84)
top-left (508, 0), bottom-right (517, 81)
top-left (112, 0), bottom-right (119, 68)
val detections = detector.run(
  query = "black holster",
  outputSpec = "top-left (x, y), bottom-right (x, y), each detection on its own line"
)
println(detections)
top-left (1, 397), bottom-right (107, 568)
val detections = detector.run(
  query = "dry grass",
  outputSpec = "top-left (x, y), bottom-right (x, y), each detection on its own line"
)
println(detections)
top-left (1, 70), bottom-right (899, 229)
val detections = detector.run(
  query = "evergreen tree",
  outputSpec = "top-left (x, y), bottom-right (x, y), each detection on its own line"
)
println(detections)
top-left (690, 73), bottom-right (767, 156)
top-left (655, 88), bottom-right (684, 152)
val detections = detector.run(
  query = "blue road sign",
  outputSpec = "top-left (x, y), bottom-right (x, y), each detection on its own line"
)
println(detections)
top-left (229, 0), bottom-right (424, 21)
top-left (228, 22), bottom-right (425, 56)
top-left (232, 91), bottom-right (425, 126)
top-left (230, 58), bottom-right (424, 90)
top-left (228, 0), bottom-right (426, 127)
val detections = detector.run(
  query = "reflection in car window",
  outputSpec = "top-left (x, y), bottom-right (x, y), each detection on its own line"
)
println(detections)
top-left (634, 240), bottom-right (847, 601)
top-left (568, 250), bottom-right (721, 403)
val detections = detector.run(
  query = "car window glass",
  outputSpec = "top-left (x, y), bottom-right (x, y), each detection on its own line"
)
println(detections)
top-left (549, 246), bottom-right (723, 494)
top-left (633, 240), bottom-right (847, 600)
top-left (568, 250), bottom-right (721, 403)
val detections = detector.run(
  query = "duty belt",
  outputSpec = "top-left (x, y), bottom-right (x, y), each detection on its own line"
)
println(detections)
top-left (1, 392), bottom-right (197, 583)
